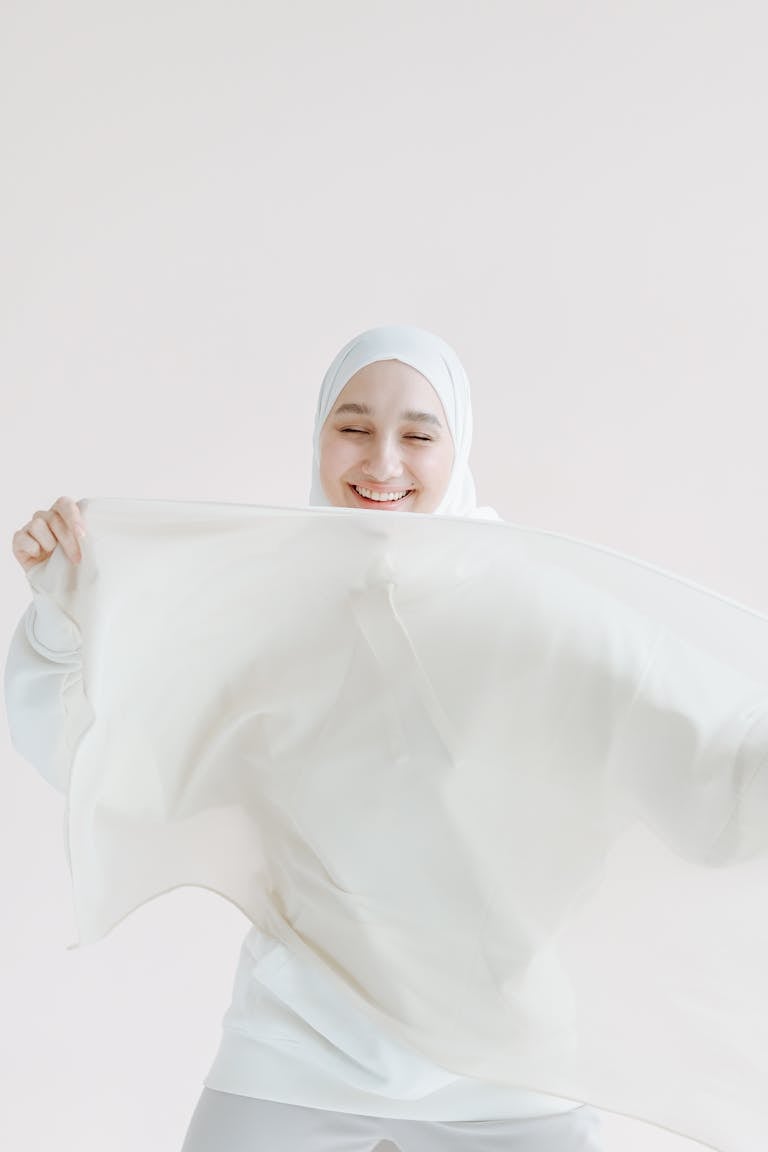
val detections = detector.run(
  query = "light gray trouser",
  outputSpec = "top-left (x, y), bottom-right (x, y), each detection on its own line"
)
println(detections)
top-left (180, 1088), bottom-right (604, 1151)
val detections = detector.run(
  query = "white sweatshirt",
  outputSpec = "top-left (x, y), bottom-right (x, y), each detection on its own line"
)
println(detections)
top-left (4, 589), bottom-right (581, 1121)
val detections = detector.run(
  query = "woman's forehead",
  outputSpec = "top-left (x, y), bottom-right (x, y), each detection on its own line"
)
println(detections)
top-left (335, 359), bottom-right (444, 409)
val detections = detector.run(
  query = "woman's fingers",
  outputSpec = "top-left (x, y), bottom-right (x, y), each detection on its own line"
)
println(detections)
top-left (53, 495), bottom-right (86, 542)
top-left (49, 508), bottom-right (82, 564)
top-left (13, 515), bottom-right (78, 570)
top-left (11, 496), bottom-right (87, 572)
top-left (28, 513), bottom-right (59, 554)
top-left (12, 524), bottom-right (50, 572)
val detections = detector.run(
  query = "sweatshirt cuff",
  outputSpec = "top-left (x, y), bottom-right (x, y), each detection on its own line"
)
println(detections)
top-left (24, 592), bottom-right (82, 659)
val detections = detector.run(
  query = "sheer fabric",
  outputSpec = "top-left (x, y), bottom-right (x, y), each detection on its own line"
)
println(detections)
top-left (26, 496), bottom-right (768, 1152)
top-left (180, 1090), bottom-right (604, 1152)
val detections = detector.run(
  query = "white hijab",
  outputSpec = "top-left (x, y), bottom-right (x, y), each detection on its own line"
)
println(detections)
top-left (308, 324), bottom-right (499, 520)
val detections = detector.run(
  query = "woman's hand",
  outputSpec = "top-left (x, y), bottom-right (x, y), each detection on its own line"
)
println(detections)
top-left (12, 496), bottom-right (86, 573)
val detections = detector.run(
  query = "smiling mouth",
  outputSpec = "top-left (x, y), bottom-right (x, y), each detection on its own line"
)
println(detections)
top-left (349, 483), bottom-right (415, 505)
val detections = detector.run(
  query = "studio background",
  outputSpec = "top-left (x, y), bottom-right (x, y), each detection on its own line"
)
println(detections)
top-left (1, 2), bottom-right (766, 1149)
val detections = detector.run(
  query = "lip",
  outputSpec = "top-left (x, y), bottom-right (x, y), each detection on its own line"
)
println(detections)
top-left (347, 483), bottom-right (415, 509)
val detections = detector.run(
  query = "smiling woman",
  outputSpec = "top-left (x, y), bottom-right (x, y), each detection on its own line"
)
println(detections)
top-left (177, 324), bottom-right (599, 1150)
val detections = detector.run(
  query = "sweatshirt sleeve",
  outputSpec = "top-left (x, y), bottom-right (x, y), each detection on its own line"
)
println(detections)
top-left (3, 591), bottom-right (83, 795)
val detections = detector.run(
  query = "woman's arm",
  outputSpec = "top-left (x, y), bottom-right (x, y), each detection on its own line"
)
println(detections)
top-left (4, 594), bottom-right (83, 795)
top-left (5, 495), bottom-right (87, 795)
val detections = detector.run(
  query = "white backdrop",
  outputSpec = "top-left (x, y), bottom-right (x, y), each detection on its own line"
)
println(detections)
top-left (1, 2), bottom-right (766, 1149)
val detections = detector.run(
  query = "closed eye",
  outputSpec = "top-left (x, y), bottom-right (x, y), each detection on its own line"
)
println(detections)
top-left (339, 428), bottom-right (432, 442)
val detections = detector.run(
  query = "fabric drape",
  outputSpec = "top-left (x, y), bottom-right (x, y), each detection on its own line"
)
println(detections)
top-left (24, 496), bottom-right (768, 1152)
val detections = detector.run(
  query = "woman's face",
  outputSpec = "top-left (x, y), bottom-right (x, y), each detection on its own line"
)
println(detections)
top-left (318, 359), bottom-right (455, 513)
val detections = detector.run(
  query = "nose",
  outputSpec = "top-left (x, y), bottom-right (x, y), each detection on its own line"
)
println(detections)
top-left (361, 436), bottom-right (405, 482)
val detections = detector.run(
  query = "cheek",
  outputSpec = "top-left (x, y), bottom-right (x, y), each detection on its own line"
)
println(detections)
top-left (418, 443), bottom-right (454, 488)
top-left (319, 434), bottom-right (354, 486)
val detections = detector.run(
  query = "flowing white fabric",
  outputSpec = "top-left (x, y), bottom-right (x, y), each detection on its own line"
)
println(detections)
top-left (308, 324), bottom-right (498, 520)
top-left (181, 1088), bottom-right (604, 1152)
top-left (25, 496), bottom-right (768, 1152)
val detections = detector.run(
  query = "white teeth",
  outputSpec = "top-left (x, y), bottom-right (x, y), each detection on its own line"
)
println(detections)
top-left (354, 485), bottom-right (412, 502)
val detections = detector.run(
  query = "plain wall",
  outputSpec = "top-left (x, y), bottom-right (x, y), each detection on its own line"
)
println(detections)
top-left (1, 2), bottom-right (766, 1149)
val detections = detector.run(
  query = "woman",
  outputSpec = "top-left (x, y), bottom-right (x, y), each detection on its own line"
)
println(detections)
top-left (7, 325), bottom-right (604, 1150)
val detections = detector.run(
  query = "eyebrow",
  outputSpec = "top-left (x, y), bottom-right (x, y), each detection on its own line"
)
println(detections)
top-left (333, 401), bottom-right (443, 428)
